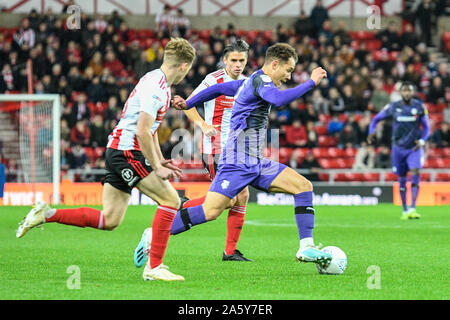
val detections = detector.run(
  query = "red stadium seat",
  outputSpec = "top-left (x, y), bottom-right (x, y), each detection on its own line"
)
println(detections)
top-left (318, 159), bottom-right (331, 169)
top-left (318, 136), bottom-right (338, 147)
top-left (420, 173), bottom-right (431, 181)
top-left (442, 148), bottom-right (450, 157)
top-left (319, 114), bottom-right (331, 124)
top-left (262, 30), bottom-right (273, 40)
top-left (442, 32), bottom-right (450, 42)
top-left (312, 148), bottom-right (328, 158)
top-left (319, 173), bottom-right (330, 181)
top-left (328, 147), bottom-right (345, 158)
top-left (428, 148), bottom-right (443, 159)
top-left (343, 148), bottom-right (357, 158)
top-left (365, 40), bottom-right (382, 51)
top-left (384, 172), bottom-right (397, 182)
top-left (436, 173), bottom-right (450, 181)
top-left (315, 126), bottom-right (328, 135)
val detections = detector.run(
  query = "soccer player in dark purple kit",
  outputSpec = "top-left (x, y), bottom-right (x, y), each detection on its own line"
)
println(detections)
top-left (167, 43), bottom-right (332, 268)
top-left (368, 82), bottom-right (430, 220)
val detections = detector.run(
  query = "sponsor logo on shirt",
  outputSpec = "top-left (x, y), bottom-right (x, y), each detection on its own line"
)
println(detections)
top-left (396, 116), bottom-right (416, 122)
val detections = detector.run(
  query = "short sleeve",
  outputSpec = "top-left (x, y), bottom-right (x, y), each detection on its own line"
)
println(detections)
top-left (138, 85), bottom-right (164, 119)
top-left (192, 74), bottom-right (216, 96)
top-left (252, 74), bottom-right (275, 97)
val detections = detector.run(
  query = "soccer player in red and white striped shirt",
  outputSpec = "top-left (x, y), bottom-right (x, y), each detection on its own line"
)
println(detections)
top-left (16, 38), bottom-right (196, 282)
top-left (182, 40), bottom-right (252, 261)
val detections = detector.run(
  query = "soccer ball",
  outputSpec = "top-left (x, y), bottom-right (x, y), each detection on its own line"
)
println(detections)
top-left (316, 246), bottom-right (347, 275)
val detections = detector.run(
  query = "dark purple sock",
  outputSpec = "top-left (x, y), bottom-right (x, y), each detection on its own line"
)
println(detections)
top-left (171, 205), bottom-right (207, 235)
top-left (399, 176), bottom-right (408, 211)
top-left (294, 191), bottom-right (315, 240)
top-left (411, 174), bottom-right (420, 209)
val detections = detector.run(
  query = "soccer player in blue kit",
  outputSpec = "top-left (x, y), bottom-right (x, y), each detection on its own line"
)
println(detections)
top-left (169, 43), bottom-right (331, 268)
top-left (367, 82), bottom-right (430, 220)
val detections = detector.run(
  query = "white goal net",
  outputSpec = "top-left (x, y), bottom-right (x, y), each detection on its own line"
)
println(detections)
top-left (0, 94), bottom-right (60, 204)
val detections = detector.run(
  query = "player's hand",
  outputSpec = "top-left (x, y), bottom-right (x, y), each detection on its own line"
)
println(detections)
top-left (172, 95), bottom-right (188, 110)
top-left (367, 133), bottom-right (376, 145)
top-left (310, 67), bottom-right (327, 86)
top-left (160, 159), bottom-right (183, 178)
top-left (413, 139), bottom-right (425, 151)
top-left (155, 166), bottom-right (175, 180)
top-left (201, 124), bottom-right (219, 137)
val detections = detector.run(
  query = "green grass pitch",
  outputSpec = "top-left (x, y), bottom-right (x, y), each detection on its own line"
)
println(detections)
top-left (0, 204), bottom-right (448, 300)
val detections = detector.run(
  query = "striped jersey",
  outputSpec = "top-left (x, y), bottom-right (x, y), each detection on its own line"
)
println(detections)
top-left (191, 69), bottom-right (246, 155)
top-left (107, 69), bottom-right (171, 151)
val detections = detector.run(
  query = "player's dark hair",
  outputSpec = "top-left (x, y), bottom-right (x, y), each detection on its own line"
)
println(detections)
top-left (223, 40), bottom-right (249, 57)
top-left (400, 81), bottom-right (415, 91)
top-left (265, 43), bottom-right (298, 64)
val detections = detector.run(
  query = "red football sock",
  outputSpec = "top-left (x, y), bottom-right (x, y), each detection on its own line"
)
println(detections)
top-left (182, 195), bottom-right (206, 208)
top-left (45, 208), bottom-right (104, 229)
top-left (224, 206), bottom-right (246, 255)
top-left (149, 205), bottom-right (177, 268)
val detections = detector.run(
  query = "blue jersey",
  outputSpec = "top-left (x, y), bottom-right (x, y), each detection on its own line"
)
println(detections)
top-left (369, 99), bottom-right (430, 149)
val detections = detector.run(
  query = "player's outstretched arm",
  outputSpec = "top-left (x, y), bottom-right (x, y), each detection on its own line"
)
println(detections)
top-left (367, 105), bottom-right (392, 144)
top-left (181, 79), bottom-right (245, 110)
top-left (257, 79), bottom-right (316, 108)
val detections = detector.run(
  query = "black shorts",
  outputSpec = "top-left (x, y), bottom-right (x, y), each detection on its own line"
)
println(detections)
top-left (104, 148), bottom-right (153, 194)
top-left (202, 153), bottom-right (220, 181)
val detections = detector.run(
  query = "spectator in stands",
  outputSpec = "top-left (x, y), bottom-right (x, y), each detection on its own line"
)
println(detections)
top-left (60, 118), bottom-right (71, 142)
top-left (109, 10), bottom-right (124, 30)
top-left (328, 87), bottom-right (345, 115)
top-left (13, 18), bottom-right (35, 49)
top-left (89, 114), bottom-right (107, 148)
top-left (368, 78), bottom-right (390, 112)
top-left (104, 51), bottom-right (124, 77)
top-left (334, 20), bottom-right (352, 45)
top-left (338, 124), bottom-right (359, 149)
top-left (86, 76), bottom-right (106, 103)
top-left (88, 51), bottom-right (104, 76)
top-left (342, 84), bottom-right (359, 113)
top-left (444, 103), bottom-right (450, 124)
top-left (300, 151), bottom-right (322, 182)
top-left (173, 9), bottom-right (190, 38)
top-left (376, 21), bottom-right (400, 51)
top-left (285, 120), bottom-right (308, 148)
top-left (156, 4), bottom-right (174, 38)
top-left (1, 64), bottom-right (14, 91)
top-left (68, 143), bottom-right (87, 169)
top-left (287, 101), bottom-right (303, 125)
top-left (293, 10), bottom-right (313, 39)
top-left (432, 122), bottom-right (450, 148)
top-left (353, 142), bottom-right (375, 170)
top-left (375, 145), bottom-right (392, 169)
top-left (415, 0), bottom-right (435, 46)
top-left (5, 158), bottom-right (18, 182)
top-left (311, 89), bottom-right (329, 114)
top-left (69, 93), bottom-right (91, 128)
top-left (327, 115), bottom-right (344, 136)
top-left (401, 23), bottom-right (419, 49)
top-left (70, 120), bottom-right (91, 146)
top-left (310, 0), bottom-right (329, 38)
top-left (427, 77), bottom-right (446, 104)
top-left (305, 121), bottom-right (319, 148)
top-left (300, 102), bottom-right (319, 124)
top-left (103, 95), bottom-right (120, 129)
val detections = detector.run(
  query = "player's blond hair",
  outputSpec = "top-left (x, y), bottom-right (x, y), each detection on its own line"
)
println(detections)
top-left (163, 38), bottom-right (196, 66)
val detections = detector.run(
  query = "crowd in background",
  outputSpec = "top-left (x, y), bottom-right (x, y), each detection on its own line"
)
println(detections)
top-left (0, 0), bottom-right (449, 182)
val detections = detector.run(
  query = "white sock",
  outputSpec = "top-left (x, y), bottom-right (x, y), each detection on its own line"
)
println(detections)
top-left (45, 208), bottom-right (57, 218)
top-left (300, 237), bottom-right (314, 250)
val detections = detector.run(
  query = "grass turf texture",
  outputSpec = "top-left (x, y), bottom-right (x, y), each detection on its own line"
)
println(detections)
top-left (0, 204), bottom-right (448, 300)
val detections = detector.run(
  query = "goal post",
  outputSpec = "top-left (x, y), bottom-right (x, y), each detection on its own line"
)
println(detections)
top-left (0, 94), bottom-right (61, 205)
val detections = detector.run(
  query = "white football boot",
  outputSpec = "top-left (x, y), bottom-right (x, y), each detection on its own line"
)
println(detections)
top-left (143, 263), bottom-right (185, 281)
top-left (16, 201), bottom-right (52, 238)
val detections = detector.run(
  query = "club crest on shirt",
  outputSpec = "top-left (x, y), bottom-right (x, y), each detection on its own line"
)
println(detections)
top-left (411, 108), bottom-right (417, 115)
top-left (221, 180), bottom-right (230, 190)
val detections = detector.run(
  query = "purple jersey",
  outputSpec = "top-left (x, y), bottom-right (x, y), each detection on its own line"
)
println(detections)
top-left (369, 99), bottom-right (430, 149)
top-left (187, 69), bottom-right (315, 163)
